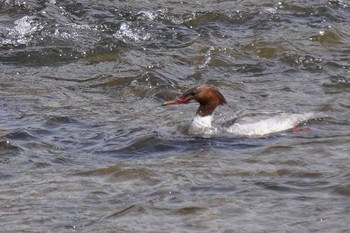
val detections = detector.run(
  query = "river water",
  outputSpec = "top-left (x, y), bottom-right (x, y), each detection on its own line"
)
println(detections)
top-left (1, 0), bottom-right (350, 232)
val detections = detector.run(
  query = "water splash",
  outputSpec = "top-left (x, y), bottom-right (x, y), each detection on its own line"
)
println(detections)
top-left (113, 22), bottom-right (151, 43)
top-left (2, 16), bottom-right (43, 46)
top-left (199, 46), bottom-right (215, 68)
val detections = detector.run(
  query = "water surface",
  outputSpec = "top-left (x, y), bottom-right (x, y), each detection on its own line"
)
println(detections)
top-left (1, 0), bottom-right (350, 232)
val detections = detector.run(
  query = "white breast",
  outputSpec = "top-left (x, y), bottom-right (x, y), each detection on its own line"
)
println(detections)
top-left (188, 115), bottom-right (217, 138)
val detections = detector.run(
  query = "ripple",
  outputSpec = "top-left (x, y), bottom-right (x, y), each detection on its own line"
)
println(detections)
top-left (81, 165), bottom-right (153, 179)
top-left (5, 129), bottom-right (37, 141)
top-left (175, 206), bottom-right (206, 215)
top-left (96, 130), bottom-right (262, 159)
top-left (255, 181), bottom-right (293, 192)
top-left (281, 54), bottom-right (324, 70)
top-left (42, 115), bottom-right (81, 128)
top-left (184, 11), bottom-right (254, 29)
top-left (328, 0), bottom-right (349, 8)
top-left (0, 139), bottom-right (22, 157)
top-left (310, 29), bottom-right (342, 44)
top-left (333, 186), bottom-right (350, 196)
top-left (323, 75), bottom-right (350, 93)
top-left (96, 135), bottom-right (190, 158)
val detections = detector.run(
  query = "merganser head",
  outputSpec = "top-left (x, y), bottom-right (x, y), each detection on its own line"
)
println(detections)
top-left (162, 84), bottom-right (227, 117)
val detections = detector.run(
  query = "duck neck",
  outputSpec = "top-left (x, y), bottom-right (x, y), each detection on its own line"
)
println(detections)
top-left (196, 103), bottom-right (217, 117)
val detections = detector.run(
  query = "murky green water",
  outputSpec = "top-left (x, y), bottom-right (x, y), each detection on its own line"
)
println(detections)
top-left (1, 0), bottom-right (350, 232)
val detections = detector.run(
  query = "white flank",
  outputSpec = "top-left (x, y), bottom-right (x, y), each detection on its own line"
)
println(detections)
top-left (226, 112), bottom-right (315, 136)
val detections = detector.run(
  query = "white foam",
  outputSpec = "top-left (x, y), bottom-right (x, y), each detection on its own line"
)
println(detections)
top-left (3, 16), bottom-right (43, 46)
top-left (113, 22), bottom-right (151, 42)
top-left (137, 10), bottom-right (157, 21)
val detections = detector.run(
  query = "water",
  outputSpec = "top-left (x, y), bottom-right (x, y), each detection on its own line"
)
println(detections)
top-left (1, 0), bottom-right (350, 232)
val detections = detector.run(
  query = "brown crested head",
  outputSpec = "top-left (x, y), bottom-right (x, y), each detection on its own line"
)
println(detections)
top-left (162, 84), bottom-right (227, 117)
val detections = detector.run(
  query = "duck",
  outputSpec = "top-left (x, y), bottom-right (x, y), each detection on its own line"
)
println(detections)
top-left (162, 84), bottom-right (315, 138)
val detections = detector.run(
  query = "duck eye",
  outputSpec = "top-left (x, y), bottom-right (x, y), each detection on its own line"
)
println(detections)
top-left (190, 91), bottom-right (196, 96)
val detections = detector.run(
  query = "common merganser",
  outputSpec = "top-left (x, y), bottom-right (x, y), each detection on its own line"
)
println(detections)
top-left (162, 84), bottom-right (316, 138)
